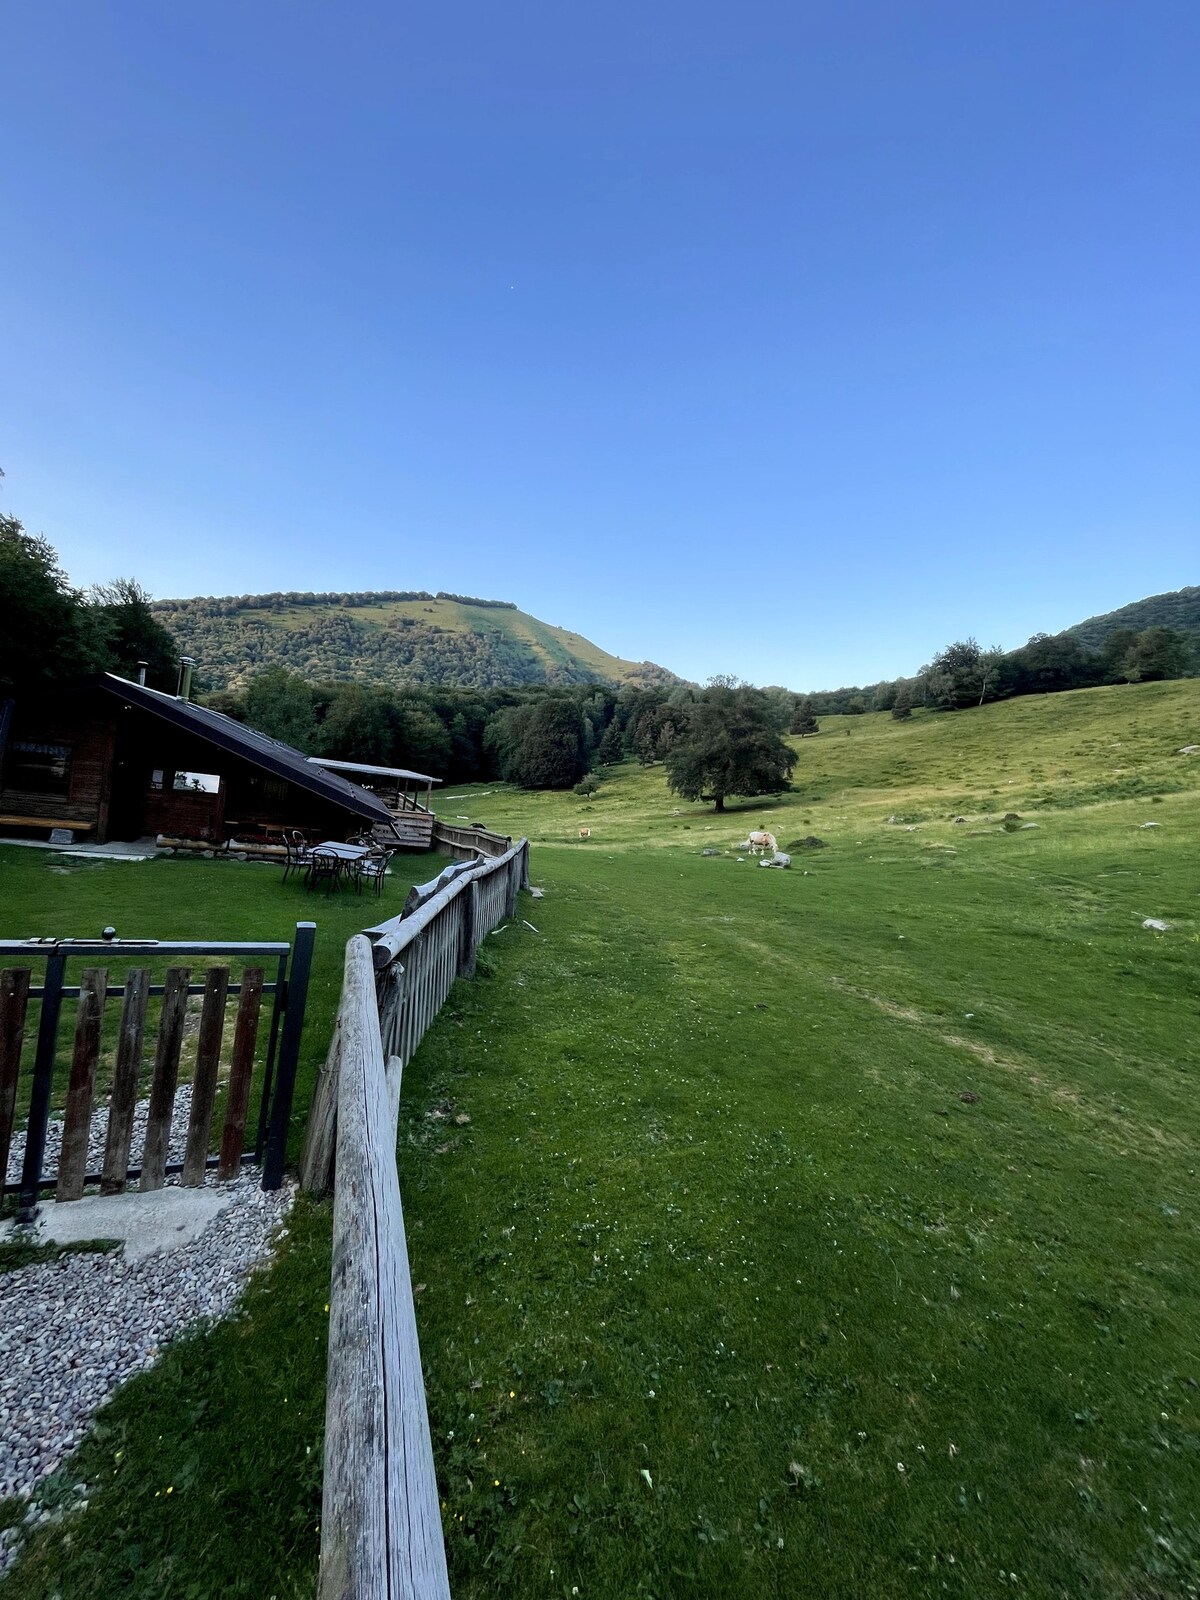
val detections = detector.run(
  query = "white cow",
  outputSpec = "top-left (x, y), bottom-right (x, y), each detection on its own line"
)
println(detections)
top-left (740, 830), bottom-right (777, 856)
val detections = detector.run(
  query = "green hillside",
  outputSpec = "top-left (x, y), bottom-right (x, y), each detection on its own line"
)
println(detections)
top-left (149, 589), bottom-right (681, 692)
top-left (1066, 583), bottom-right (1200, 650)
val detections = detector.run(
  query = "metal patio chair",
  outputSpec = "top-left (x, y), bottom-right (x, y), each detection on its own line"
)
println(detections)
top-left (282, 829), bottom-right (312, 883)
top-left (353, 846), bottom-right (393, 897)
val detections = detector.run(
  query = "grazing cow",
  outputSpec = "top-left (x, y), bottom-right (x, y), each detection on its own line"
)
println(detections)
top-left (579, 827), bottom-right (591, 839)
top-left (740, 830), bottom-right (777, 856)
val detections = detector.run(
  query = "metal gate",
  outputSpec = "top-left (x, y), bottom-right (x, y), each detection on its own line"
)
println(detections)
top-left (0, 922), bottom-right (314, 1221)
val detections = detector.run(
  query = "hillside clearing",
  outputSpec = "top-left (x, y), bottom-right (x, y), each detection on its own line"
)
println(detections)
top-left (3, 679), bottom-right (1199, 1598)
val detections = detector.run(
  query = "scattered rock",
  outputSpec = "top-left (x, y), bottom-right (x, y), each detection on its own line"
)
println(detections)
top-left (529, 886), bottom-right (544, 898)
top-left (1018, 822), bottom-right (1040, 830)
top-left (1139, 822), bottom-right (1161, 829)
top-left (1179, 745), bottom-right (1198, 755)
top-left (1002, 812), bottom-right (1021, 822)
top-left (959, 1091), bottom-right (980, 1105)
top-left (952, 816), bottom-right (968, 825)
top-left (1142, 918), bottom-right (1170, 932)
top-left (701, 848), bottom-right (721, 857)
top-left (934, 1108), bottom-right (949, 1117)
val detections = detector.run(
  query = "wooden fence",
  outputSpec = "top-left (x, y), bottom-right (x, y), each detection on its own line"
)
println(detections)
top-left (431, 820), bottom-right (513, 861)
top-left (0, 927), bottom-right (314, 1217)
top-left (303, 838), bottom-right (530, 1600)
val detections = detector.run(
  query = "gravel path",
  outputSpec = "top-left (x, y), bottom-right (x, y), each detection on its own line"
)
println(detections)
top-left (0, 1175), bottom-right (294, 1508)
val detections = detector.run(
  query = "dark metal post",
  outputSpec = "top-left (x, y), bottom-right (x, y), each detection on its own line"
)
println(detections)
top-left (17, 950), bottom-right (66, 1221)
top-left (262, 921), bottom-right (315, 1190)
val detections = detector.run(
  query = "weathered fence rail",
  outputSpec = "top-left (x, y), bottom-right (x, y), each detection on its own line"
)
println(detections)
top-left (431, 820), bottom-right (513, 861)
top-left (305, 838), bottom-right (529, 1599)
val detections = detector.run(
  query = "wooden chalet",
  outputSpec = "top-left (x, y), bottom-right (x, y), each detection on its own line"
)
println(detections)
top-left (0, 672), bottom-right (412, 847)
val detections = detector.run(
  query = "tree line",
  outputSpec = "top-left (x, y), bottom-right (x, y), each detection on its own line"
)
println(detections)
top-left (800, 625), bottom-right (1196, 719)
top-left (4, 511), bottom-right (1193, 808)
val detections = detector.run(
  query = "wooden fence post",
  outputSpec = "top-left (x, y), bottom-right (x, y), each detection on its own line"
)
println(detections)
top-left (139, 966), bottom-right (191, 1194)
top-left (459, 878), bottom-right (479, 977)
top-left (183, 967), bottom-right (230, 1187)
top-left (299, 1012), bottom-right (343, 1197)
top-left (100, 968), bottom-right (150, 1195)
top-left (57, 969), bottom-right (109, 1202)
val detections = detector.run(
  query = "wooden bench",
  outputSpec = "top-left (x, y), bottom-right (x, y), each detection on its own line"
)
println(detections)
top-left (0, 815), bottom-right (95, 835)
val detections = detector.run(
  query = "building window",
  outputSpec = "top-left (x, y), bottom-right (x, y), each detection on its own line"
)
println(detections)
top-left (172, 771), bottom-right (221, 795)
top-left (5, 741), bottom-right (72, 795)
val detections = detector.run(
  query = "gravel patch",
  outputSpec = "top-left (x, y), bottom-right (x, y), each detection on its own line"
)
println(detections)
top-left (0, 1174), bottom-right (293, 1520)
top-left (5, 1084), bottom-right (197, 1188)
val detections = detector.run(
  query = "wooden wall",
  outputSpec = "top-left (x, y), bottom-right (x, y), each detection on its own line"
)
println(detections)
top-left (0, 699), bottom-right (117, 832)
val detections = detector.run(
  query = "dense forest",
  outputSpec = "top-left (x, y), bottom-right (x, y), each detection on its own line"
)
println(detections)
top-left (208, 667), bottom-right (802, 795)
top-left (150, 590), bottom-right (680, 692)
top-left (1064, 584), bottom-right (1200, 652)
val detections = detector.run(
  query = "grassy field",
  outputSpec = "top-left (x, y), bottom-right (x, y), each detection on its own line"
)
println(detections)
top-left (0, 846), bottom-right (443, 1158)
top-left (4, 679), bottom-right (1200, 1598)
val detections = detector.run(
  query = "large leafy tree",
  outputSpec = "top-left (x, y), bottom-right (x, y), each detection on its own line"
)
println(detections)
top-left (1122, 626), bottom-right (1194, 683)
top-left (665, 680), bottom-right (797, 812)
top-left (0, 515), bottom-right (101, 694)
top-left (491, 698), bottom-right (589, 789)
top-left (921, 638), bottom-right (1005, 710)
top-left (89, 578), bottom-right (179, 689)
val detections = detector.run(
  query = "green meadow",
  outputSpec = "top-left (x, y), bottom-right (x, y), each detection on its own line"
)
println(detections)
top-left (3, 678), bottom-right (1200, 1598)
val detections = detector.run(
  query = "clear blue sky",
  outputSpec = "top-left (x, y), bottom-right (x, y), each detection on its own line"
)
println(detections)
top-left (2, 2), bottom-right (1196, 689)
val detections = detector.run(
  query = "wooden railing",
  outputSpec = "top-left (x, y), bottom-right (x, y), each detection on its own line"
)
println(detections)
top-left (431, 820), bottom-right (513, 861)
top-left (303, 839), bottom-right (530, 1599)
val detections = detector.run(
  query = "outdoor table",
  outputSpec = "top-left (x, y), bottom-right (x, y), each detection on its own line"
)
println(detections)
top-left (306, 841), bottom-right (371, 891)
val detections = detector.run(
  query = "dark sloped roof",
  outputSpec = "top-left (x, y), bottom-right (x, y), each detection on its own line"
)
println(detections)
top-left (96, 674), bottom-right (395, 824)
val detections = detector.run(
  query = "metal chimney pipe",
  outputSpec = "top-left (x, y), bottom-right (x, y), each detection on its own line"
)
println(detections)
top-left (135, 660), bottom-right (148, 686)
top-left (177, 657), bottom-right (195, 701)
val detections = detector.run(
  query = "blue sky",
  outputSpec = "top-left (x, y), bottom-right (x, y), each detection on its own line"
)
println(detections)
top-left (2, 2), bottom-right (1196, 689)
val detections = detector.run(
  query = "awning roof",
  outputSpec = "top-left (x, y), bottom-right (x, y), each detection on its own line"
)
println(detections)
top-left (95, 675), bottom-right (396, 824)
top-left (308, 758), bottom-right (442, 785)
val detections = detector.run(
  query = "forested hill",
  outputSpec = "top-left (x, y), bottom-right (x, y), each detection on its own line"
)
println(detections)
top-left (149, 589), bottom-right (681, 692)
top-left (1066, 585), bottom-right (1200, 651)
